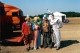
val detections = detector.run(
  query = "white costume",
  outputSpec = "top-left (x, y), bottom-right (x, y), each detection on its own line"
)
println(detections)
top-left (48, 15), bottom-right (53, 21)
top-left (50, 18), bottom-right (61, 49)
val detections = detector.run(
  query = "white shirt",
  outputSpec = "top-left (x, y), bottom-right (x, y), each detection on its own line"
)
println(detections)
top-left (26, 21), bottom-right (31, 26)
top-left (50, 18), bottom-right (59, 29)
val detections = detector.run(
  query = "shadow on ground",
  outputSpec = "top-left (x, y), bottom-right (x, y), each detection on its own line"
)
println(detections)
top-left (0, 39), bottom-right (79, 47)
top-left (0, 40), bottom-right (24, 46)
top-left (60, 40), bottom-right (79, 49)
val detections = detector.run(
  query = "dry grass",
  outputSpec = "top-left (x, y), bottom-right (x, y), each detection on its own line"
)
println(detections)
top-left (1, 17), bottom-right (80, 53)
top-left (61, 17), bottom-right (80, 40)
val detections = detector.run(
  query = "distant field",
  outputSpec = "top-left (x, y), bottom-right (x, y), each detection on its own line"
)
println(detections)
top-left (1, 17), bottom-right (80, 53)
top-left (66, 17), bottom-right (80, 23)
top-left (61, 17), bottom-right (80, 40)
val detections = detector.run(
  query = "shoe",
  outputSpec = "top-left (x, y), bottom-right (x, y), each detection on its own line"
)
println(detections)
top-left (44, 46), bottom-right (47, 49)
top-left (30, 47), bottom-right (34, 50)
top-left (56, 47), bottom-right (60, 50)
top-left (34, 46), bottom-right (37, 50)
top-left (56, 48), bottom-right (59, 50)
top-left (26, 48), bottom-right (29, 51)
top-left (39, 47), bottom-right (41, 49)
top-left (54, 45), bottom-right (57, 48)
top-left (49, 47), bottom-right (52, 49)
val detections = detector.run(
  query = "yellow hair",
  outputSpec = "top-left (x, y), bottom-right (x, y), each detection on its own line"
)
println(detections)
top-left (33, 17), bottom-right (40, 21)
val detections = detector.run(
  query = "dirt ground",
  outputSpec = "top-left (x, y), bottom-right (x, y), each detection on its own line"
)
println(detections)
top-left (0, 17), bottom-right (80, 53)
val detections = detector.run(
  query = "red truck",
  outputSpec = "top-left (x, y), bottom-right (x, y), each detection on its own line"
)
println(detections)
top-left (0, 1), bottom-right (25, 42)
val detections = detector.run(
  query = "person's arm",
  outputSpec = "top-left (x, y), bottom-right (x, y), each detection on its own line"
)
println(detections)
top-left (57, 19), bottom-right (63, 28)
top-left (31, 22), bottom-right (35, 30)
top-left (50, 20), bottom-right (55, 25)
top-left (37, 20), bottom-right (41, 25)
top-left (48, 22), bottom-right (51, 35)
top-left (41, 21), bottom-right (44, 34)
top-left (34, 23), bottom-right (39, 29)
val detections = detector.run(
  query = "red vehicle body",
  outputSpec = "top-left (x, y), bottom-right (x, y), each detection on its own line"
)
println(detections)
top-left (0, 1), bottom-right (25, 42)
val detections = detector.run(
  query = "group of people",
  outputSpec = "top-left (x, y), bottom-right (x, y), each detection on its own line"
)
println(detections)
top-left (22, 14), bottom-right (62, 51)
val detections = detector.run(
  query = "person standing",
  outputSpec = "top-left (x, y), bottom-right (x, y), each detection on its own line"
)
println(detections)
top-left (42, 14), bottom-right (52, 49)
top-left (50, 15), bottom-right (62, 50)
top-left (22, 15), bottom-right (32, 51)
top-left (32, 16), bottom-right (42, 50)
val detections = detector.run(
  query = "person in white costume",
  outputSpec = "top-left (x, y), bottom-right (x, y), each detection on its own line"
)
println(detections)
top-left (50, 15), bottom-right (62, 50)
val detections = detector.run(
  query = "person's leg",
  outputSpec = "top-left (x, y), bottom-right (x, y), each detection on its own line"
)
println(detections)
top-left (47, 32), bottom-right (52, 48)
top-left (43, 32), bottom-right (47, 48)
top-left (53, 30), bottom-right (57, 47)
top-left (29, 34), bottom-right (34, 50)
top-left (30, 40), bottom-right (34, 50)
top-left (41, 34), bottom-right (43, 47)
top-left (55, 29), bottom-right (61, 50)
top-left (37, 31), bottom-right (41, 49)
top-left (33, 30), bottom-right (38, 50)
top-left (24, 35), bottom-right (29, 51)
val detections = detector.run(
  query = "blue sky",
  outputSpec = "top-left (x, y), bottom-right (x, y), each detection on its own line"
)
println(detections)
top-left (1, 0), bottom-right (80, 16)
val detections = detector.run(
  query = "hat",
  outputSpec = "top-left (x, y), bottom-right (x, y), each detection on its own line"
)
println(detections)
top-left (43, 14), bottom-right (47, 18)
top-left (27, 14), bottom-right (30, 18)
top-left (43, 14), bottom-right (48, 19)
top-left (25, 15), bottom-right (30, 20)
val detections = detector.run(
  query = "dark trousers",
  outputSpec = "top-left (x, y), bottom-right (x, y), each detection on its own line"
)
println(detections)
top-left (43, 32), bottom-right (52, 47)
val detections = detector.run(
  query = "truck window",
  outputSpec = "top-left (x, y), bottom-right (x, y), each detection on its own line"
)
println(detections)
top-left (19, 10), bottom-right (23, 16)
top-left (12, 12), bottom-right (18, 16)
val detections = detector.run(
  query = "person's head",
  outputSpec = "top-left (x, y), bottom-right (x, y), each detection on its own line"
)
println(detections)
top-left (49, 14), bottom-right (54, 20)
top-left (43, 14), bottom-right (48, 21)
top-left (44, 17), bottom-right (48, 21)
top-left (25, 15), bottom-right (30, 22)
top-left (34, 16), bottom-right (39, 22)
